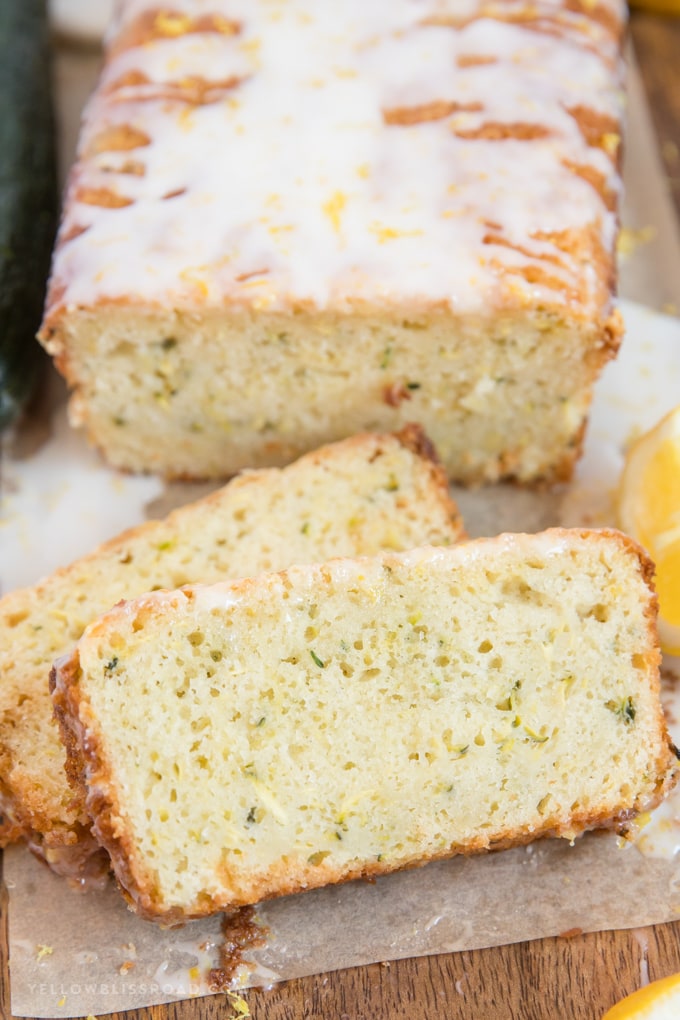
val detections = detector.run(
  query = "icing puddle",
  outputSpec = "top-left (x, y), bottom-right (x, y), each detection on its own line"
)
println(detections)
top-left (148, 908), bottom-right (270, 999)
top-left (207, 907), bottom-right (270, 993)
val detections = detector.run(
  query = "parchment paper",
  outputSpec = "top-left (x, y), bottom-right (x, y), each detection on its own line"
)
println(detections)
top-left (1, 37), bottom-right (680, 1020)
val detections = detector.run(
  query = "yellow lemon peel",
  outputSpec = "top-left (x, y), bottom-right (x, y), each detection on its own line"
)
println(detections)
top-left (618, 406), bottom-right (680, 655)
top-left (602, 972), bottom-right (680, 1018)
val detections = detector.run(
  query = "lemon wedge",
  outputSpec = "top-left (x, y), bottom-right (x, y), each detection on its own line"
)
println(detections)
top-left (603, 973), bottom-right (680, 1018)
top-left (618, 406), bottom-right (680, 655)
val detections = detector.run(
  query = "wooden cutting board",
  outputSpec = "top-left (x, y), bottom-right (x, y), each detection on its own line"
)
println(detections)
top-left (2, 11), bottom-right (680, 1020)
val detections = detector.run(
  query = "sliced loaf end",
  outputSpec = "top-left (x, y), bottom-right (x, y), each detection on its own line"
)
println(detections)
top-left (52, 529), bottom-right (678, 922)
top-left (0, 425), bottom-right (462, 876)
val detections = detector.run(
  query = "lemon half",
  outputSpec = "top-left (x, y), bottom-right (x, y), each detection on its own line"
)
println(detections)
top-left (618, 406), bottom-right (680, 656)
top-left (603, 972), bottom-right (680, 1019)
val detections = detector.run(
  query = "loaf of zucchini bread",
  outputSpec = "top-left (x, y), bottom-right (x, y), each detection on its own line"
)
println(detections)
top-left (52, 529), bottom-right (677, 923)
top-left (39, 0), bottom-right (625, 483)
top-left (0, 426), bottom-right (462, 880)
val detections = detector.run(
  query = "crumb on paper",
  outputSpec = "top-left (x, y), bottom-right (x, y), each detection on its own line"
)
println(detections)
top-left (86, 1015), bottom-right (98, 1019)
top-left (57, 996), bottom-right (66, 1007)
top-left (119, 960), bottom-right (136, 975)
top-left (226, 990), bottom-right (251, 1017)
top-left (35, 944), bottom-right (53, 961)
top-left (208, 905), bottom-right (268, 992)
top-left (558, 927), bottom-right (584, 939)
top-left (617, 224), bottom-right (656, 259)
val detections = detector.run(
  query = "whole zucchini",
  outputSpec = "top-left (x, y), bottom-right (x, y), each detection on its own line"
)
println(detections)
top-left (0, 0), bottom-right (57, 430)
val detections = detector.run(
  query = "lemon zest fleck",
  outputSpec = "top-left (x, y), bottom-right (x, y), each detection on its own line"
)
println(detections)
top-left (322, 191), bottom-right (347, 234)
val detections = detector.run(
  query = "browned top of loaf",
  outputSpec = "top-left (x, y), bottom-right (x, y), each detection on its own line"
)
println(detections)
top-left (41, 0), bottom-right (625, 343)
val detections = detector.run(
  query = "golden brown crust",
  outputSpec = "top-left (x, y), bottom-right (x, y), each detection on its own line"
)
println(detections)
top-left (51, 528), bottom-right (676, 923)
top-left (394, 422), bottom-right (441, 466)
top-left (562, 0), bottom-right (625, 45)
top-left (52, 642), bottom-right (174, 913)
top-left (74, 186), bottom-right (135, 209)
top-left (108, 8), bottom-right (242, 59)
top-left (86, 123), bottom-right (152, 155)
top-left (382, 100), bottom-right (483, 125)
top-left (93, 792), bottom-right (676, 926)
top-left (393, 424), bottom-right (466, 536)
top-left (456, 54), bottom-right (498, 68)
top-left (49, 662), bottom-right (89, 796)
top-left (106, 70), bottom-right (245, 106)
top-left (566, 104), bottom-right (620, 158)
top-left (0, 814), bottom-right (26, 847)
top-left (422, 1), bottom-right (624, 51)
top-left (453, 121), bottom-right (553, 142)
top-left (1, 427), bottom-right (464, 884)
top-left (562, 159), bottom-right (618, 212)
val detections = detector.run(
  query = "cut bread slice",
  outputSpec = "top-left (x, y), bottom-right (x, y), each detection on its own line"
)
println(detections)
top-left (38, 0), bottom-right (626, 485)
top-left (51, 529), bottom-right (678, 923)
top-left (0, 425), bottom-right (462, 879)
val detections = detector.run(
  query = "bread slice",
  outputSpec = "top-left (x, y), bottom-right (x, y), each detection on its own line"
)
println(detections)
top-left (0, 426), bottom-right (462, 879)
top-left (51, 529), bottom-right (678, 923)
top-left (39, 0), bottom-right (625, 484)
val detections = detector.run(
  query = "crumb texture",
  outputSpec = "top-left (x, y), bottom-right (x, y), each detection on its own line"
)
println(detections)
top-left (53, 529), bottom-right (677, 921)
top-left (0, 428), bottom-right (461, 872)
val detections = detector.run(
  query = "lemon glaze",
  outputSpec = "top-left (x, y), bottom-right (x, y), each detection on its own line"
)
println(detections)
top-left (51, 0), bottom-right (624, 317)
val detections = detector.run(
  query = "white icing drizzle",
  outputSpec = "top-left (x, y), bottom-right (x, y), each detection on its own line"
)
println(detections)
top-left (48, 0), bottom-right (625, 319)
top-left (631, 928), bottom-right (650, 988)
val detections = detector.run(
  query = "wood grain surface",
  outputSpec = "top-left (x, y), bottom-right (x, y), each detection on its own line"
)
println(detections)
top-left (3, 12), bottom-right (680, 1020)
top-left (631, 12), bottom-right (680, 218)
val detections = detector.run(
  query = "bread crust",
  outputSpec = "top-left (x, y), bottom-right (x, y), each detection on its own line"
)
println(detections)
top-left (0, 427), bottom-right (462, 879)
top-left (37, 0), bottom-right (626, 484)
top-left (51, 528), bottom-right (678, 923)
